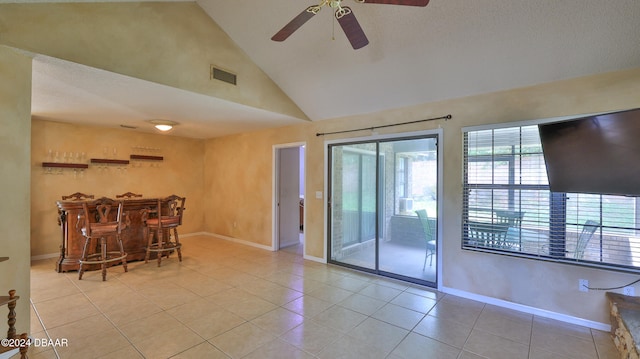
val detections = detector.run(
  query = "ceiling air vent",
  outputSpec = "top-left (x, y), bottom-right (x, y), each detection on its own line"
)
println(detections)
top-left (211, 66), bottom-right (237, 85)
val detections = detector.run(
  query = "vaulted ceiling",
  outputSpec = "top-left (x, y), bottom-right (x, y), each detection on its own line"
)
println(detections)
top-left (3, 0), bottom-right (640, 139)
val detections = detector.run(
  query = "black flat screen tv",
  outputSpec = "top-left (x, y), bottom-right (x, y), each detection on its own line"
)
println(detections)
top-left (538, 108), bottom-right (640, 197)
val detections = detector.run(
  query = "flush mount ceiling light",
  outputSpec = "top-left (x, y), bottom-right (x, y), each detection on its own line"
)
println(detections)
top-left (147, 120), bottom-right (178, 132)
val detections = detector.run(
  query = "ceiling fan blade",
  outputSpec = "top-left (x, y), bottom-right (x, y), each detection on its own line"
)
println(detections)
top-left (360, 0), bottom-right (429, 6)
top-left (271, 6), bottom-right (319, 42)
top-left (336, 7), bottom-right (369, 50)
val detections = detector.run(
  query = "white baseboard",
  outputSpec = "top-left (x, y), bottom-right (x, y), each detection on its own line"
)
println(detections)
top-left (303, 254), bottom-right (326, 263)
top-left (441, 286), bottom-right (610, 332)
top-left (203, 233), bottom-right (328, 263)
top-left (181, 231), bottom-right (208, 238)
top-left (203, 232), bottom-right (274, 251)
top-left (31, 253), bottom-right (58, 261)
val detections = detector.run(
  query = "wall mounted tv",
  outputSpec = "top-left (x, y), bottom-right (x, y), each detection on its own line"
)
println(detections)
top-left (538, 108), bottom-right (640, 197)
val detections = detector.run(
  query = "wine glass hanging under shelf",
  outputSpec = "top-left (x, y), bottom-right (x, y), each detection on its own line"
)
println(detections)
top-left (42, 146), bottom-right (163, 170)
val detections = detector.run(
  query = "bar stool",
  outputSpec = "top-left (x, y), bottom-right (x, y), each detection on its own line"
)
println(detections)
top-left (77, 197), bottom-right (129, 281)
top-left (142, 195), bottom-right (185, 267)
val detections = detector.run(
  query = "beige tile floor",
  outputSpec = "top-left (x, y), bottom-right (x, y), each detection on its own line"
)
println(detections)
top-left (23, 235), bottom-right (618, 359)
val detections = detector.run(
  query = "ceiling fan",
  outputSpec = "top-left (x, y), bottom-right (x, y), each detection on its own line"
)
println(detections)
top-left (271, 0), bottom-right (430, 50)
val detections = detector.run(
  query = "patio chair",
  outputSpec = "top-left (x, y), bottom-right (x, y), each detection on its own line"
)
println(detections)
top-left (573, 220), bottom-right (600, 259)
top-left (415, 209), bottom-right (436, 270)
top-left (467, 221), bottom-right (509, 248)
top-left (495, 210), bottom-right (525, 249)
top-left (495, 210), bottom-right (524, 228)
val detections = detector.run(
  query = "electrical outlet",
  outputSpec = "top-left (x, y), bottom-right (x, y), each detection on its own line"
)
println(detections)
top-left (579, 279), bottom-right (589, 292)
top-left (624, 286), bottom-right (635, 296)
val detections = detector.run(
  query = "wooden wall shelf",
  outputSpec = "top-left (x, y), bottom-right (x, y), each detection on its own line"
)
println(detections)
top-left (90, 158), bottom-right (130, 165)
top-left (130, 154), bottom-right (163, 161)
top-left (42, 162), bottom-right (89, 169)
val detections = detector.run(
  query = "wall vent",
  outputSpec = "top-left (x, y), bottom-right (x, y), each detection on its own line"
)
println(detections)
top-left (211, 66), bottom-right (237, 85)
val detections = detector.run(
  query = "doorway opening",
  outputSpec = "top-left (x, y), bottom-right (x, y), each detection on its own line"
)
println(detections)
top-left (273, 143), bottom-right (306, 256)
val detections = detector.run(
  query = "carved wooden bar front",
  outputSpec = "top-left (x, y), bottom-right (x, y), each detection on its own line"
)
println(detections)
top-left (61, 192), bottom-right (94, 201)
top-left (56, 197), bottom-right (164, 272)
top-left (116, 192), bottom-right (143, 199)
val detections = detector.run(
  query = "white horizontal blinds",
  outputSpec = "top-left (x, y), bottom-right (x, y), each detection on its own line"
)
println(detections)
top-left (463, 126), bottom-right (550, 254)
top-left (565, 193), bottom-right (639, 266)
top-left (463, 123), bottom-right (640, 271)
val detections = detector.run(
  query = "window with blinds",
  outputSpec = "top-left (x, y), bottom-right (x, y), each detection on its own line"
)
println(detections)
top-left (462, 124), bottom-right (640, 271)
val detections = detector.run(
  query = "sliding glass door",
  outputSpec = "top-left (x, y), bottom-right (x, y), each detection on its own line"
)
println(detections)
top-left (329, 143), bottom-right (378, 270)
top-left (328, 135), bottom-right (438, 286)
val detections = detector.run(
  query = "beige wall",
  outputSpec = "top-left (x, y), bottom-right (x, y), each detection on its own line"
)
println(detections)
top-left (204, 67), bottom-right (640, 324)
top-left (0, 46), bottom-right (32, 336)
top-left (202, 125), bottom-right (324, 252)
top-left (31, 120), bottom-right (205, 257)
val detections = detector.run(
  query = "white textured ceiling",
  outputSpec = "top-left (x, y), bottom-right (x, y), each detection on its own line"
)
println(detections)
top-left (200, 0), bottom-right (640, 121)
top-left (9, 0), bottom-right (640, 138)
top-left (30, 55), bottom-right (304, 139)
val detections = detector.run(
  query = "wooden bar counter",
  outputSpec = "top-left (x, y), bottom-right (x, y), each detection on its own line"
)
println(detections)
top-left (56, 197), bottom-right (158, 272)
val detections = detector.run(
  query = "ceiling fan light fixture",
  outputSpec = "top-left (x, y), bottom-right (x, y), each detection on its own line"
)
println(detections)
top-left (155, 124), bottom-right (173, 131)
top-left (271, 0), bottom-right (429, 49)
top-left (148, 120), bottom-right (178, 132)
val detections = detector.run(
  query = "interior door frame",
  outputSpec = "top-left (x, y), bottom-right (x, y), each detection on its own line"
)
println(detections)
top-left (272, 142), bottom-right (306, 252)
top-left (324, 129), bottom-right (443, 290)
